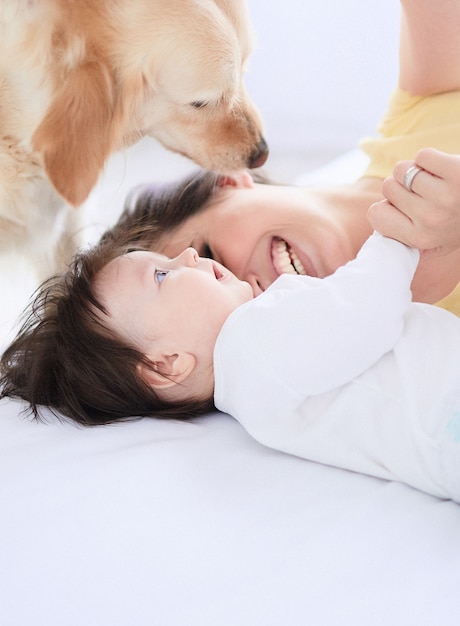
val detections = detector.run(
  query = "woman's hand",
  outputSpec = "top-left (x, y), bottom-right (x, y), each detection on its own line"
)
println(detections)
top-left (367, 148), bottom-right (460, 257)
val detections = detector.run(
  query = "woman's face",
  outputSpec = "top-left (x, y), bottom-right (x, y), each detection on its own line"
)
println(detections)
top-left (156, 177), bottom-right (363, 295)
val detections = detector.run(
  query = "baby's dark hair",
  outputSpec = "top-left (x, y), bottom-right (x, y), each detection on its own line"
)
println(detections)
top-left (1, 167), bottom-right (269, 425)
top-left (0, 169), bottom-right (227, 426)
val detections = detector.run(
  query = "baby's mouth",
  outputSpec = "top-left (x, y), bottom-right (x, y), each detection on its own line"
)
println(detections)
top-left (272, 237), bottom-right (306, 275)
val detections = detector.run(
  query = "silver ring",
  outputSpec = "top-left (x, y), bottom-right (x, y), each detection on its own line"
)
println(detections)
top-left (403, 165), bottom-right (423, 192)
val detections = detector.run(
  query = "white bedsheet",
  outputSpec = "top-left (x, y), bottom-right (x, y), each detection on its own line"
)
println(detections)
top-left (1, 150), bottom-right (460, 626)
top-left (1, 401), bottom-right (460, 626)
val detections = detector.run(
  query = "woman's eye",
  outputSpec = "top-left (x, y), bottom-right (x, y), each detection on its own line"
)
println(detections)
top-left (202, 244), bottom-right (214, 260)
top-left (154, 269), bottom-right (169, 284)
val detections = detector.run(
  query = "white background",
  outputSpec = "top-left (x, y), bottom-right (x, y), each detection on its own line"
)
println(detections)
top-left (244, 0), bottom-right (400, 168)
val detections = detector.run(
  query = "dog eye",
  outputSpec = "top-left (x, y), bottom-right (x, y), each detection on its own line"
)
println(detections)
top-left (190, 100), bottom-right (208, 109)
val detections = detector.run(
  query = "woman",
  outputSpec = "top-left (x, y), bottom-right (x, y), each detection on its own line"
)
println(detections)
top-left (104, 0), bottom-right (460, 315)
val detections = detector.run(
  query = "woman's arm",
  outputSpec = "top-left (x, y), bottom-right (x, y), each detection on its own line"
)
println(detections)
top-left (399, 0), bottom-right (460, 95)
top-left (367, 3), bottom-right (460, 256)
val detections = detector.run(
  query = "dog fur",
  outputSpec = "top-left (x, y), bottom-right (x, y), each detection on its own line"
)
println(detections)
top-left (0, 0), bottom-right (267, 278)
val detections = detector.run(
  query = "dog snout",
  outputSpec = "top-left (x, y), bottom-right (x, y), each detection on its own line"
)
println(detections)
top-left (248, 137), bottom-right (269, 169)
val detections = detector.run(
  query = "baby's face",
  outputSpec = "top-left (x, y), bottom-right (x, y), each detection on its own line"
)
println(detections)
top-left (94, 248), bottom-right (253, 365)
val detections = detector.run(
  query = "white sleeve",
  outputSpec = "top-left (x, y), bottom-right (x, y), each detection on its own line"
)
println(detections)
top-left (227, 233), bottom-right (419, 396)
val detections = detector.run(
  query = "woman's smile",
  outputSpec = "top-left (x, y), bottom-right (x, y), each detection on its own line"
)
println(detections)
top-left (271, 237), bottom-right (315, 277)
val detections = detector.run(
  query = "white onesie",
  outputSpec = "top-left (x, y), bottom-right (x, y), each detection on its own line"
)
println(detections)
top-left (213, 233), bottom-right (460, 501)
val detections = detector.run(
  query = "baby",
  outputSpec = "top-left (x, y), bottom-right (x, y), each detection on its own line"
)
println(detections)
top-left (2, 230), bottom-right (460, 502)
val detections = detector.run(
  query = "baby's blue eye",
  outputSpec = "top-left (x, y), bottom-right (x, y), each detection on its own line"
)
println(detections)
top-left (154, 269), bottom-right (169, 284)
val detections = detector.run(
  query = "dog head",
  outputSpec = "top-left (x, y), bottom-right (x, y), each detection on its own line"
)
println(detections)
top-left (31, 0), bottom-right (268, 207)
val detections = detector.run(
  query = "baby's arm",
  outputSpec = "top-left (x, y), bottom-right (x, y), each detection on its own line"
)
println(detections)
top-left (247, 233), bottom-right (419, 396)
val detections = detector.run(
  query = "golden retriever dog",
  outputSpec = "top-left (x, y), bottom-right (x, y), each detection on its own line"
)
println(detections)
top-left (0, 0), bottom-right (267, 279)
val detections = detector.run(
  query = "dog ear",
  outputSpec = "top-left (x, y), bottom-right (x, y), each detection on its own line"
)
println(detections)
top-left (32, 60), bottom-right (117, 207)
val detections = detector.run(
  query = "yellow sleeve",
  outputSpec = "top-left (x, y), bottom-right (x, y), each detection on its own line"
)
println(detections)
top-left (360, 88), bottom-right (460, 179)
top-left (435, 285), bottom-right (460, 317)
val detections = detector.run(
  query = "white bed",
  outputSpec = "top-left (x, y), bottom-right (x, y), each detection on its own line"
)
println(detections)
top-left (1, 144), bottom-right (460, 626)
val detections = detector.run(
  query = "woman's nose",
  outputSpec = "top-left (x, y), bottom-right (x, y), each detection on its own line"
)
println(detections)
top-left (172, 247), bottom-right (199, 267)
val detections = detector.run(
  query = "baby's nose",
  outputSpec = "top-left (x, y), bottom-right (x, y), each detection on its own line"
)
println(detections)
top-left (175, 247), bottom-right (199, 267)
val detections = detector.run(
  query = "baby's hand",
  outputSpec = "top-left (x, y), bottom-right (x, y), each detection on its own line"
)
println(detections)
top-left (367, 148), bottom-right (460, 257)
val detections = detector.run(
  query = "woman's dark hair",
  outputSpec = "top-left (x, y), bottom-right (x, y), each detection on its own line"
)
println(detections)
top-left (100, 167), bottom-right (270, 251)
top-left (100, 169), bottom-right (221, 250)
top-left (1, 168), bottom-right (269, 426)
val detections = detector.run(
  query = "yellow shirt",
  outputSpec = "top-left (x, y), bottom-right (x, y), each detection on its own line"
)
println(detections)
top-left (360, 88), bottom-right (460, 178)
top-left (360, 88), bottom-right (460, 315)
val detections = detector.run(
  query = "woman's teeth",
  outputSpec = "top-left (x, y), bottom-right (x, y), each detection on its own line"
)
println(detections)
top-left (273, 238), bottom-right (306, 275)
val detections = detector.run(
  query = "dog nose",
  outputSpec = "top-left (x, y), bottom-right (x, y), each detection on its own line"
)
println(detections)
top-left (248, 137), bottom-right (269, 169)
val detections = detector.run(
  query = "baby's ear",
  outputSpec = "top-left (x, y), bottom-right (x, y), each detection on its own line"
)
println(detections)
top-left (216, 171), bottom-right (254, 189)
top-left (136, 353), bottom-right (196, 390)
